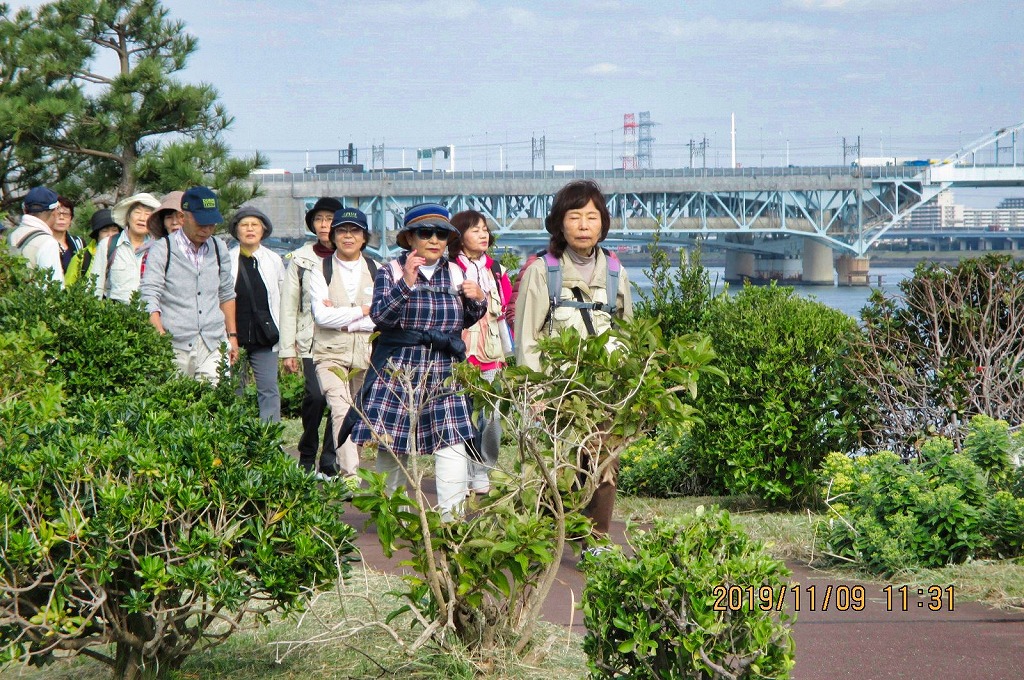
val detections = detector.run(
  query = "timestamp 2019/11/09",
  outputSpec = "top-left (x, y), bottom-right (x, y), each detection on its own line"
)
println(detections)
top-left (711, 584), bottom-right (955, 612)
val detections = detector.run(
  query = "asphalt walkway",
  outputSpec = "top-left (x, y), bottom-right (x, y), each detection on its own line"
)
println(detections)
top-left (343, 492), bottom-right (1024, 680)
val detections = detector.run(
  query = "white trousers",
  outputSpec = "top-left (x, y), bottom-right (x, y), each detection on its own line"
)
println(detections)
top-left (173, 342), bottom-right (223, 384)
top-left (376, 443), bottom-right (469, 521)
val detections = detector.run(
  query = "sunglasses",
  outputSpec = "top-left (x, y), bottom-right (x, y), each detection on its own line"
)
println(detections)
top-left (414, 227), bottom-right (451, 241)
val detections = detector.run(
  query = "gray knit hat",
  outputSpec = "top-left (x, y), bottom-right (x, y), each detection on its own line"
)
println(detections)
top-left (228, 205), bottom-right (274, 240)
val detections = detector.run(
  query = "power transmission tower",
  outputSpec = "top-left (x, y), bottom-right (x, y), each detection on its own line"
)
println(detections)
top-left (532, 135), bottom-right (546, 171)
top-left (372, 143), bottom-right (384, 170)
top-left (637, 111), bottom-right (655, 169)
top-left (687, 137), bottom-right (708, 170)
top-left (842, 136), bottom-right (861, 165)
top-left (622, 113), bottom-right (638, 169)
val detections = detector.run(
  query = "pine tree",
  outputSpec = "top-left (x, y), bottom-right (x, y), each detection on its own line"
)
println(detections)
top-left (0, 2), bottom-right (91, 214)
top-left (4, 0), bottom-right (263, 212)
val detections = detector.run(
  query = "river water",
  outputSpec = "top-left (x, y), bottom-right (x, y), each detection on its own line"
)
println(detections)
top-left (629, 266), bottom-right (917, 319)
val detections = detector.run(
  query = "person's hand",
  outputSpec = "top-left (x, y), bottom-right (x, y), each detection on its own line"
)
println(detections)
top-left (149, 311), bottom-right (166, 335)
top-left (227, 337), bottom-right (239, 365)
top-left (403, 254), bottom-right (426, 287)
top-left (460, 279), bottom-right (485, 302)
top-left (361, 303), bottom-right (371, 316)
top-left (283, 357), bottom-right (299, 374)
top-left (322, 298), bottom-right (334, 307)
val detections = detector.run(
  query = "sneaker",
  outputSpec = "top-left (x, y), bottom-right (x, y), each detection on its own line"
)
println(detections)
top-left (582, 544), bottom-right (614, 559)
top-left (313, 471), bottom-right (333, 483)
top-left (577, 544), bottom-right (614, 569)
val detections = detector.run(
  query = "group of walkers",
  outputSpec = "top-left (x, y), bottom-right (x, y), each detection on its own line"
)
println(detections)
top-left (6, 179), bottom-right (632, 550)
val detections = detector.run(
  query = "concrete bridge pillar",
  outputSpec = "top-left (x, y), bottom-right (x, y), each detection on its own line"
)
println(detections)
top-left (801, 238), bottom-right (834, 285)
top-left (836, 255), bottom-right (870, 287)
top-left (724, 233), bottom-right (756, 282)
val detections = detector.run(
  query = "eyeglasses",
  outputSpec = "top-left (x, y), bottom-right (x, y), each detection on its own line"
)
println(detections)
top-left (333, 225), bottom-right (363, 234)
top-left (414, 227), bottom-right (450, 241)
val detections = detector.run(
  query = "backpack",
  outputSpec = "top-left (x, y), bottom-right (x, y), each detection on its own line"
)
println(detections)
top-left (514, 248), bottom-right (621, 336)
top-left (323, 253), bottom-right (379, 286)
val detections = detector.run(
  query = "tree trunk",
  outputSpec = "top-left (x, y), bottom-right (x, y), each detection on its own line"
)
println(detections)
top-left (113, 641), bottom-right (169, 680)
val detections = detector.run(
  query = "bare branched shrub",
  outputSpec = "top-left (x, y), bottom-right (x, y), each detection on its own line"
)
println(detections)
top-left (854, 254), bottom-right (1024, 455)
top-left (336, 317), bottom-right (718, 669)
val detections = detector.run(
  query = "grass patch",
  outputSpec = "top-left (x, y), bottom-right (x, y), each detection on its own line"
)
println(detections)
top-left (615, 494), bottom-right (1024, 610)
top-left (4, 568), bottom-right (588, 680)
top-left (616, 495), bottom-right (820, 562)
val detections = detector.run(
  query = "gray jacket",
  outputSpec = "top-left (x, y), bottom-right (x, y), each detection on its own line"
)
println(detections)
top-left (140, 234), bottom-right (235, 351)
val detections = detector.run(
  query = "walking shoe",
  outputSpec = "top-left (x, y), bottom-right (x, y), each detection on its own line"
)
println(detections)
top-left (577, 544), bottom-right (615, 570)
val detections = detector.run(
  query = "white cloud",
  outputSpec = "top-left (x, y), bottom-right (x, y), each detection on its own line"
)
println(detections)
top-left (785, 0), bottom-right (858, 9)
top-left (585, 62), bottom-right (621, 76)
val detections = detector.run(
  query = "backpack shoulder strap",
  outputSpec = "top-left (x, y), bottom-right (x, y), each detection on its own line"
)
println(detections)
top-left (323, 254), bottom-right (333, 285)
top-left (362, 253), bottom-right (378, 278)
top-left (601, 247), bottom-right (621, 315)
top-left (15, 230), bottom-right (45, 250)
top-left (212, 236), bottom-right (223, 276)
top-left (103, 233), bottom-right (119, 295)
top-left (447, 260), bottom-right (464, 288)
top-left (542, 251), bottom-right (561, 304)
top-left (163, 234), bottom-right (173, 276)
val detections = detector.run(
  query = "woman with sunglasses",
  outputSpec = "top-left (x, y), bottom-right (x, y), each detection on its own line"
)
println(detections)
top-left (348, 203), bottom-right (486, 520)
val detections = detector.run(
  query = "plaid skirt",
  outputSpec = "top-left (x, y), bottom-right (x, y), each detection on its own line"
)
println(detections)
top-left (351, 343), bottom-right (475, 456)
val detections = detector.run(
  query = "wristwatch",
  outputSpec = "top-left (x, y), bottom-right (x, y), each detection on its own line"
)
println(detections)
top-left (227, 332), bottom-right (238, 338)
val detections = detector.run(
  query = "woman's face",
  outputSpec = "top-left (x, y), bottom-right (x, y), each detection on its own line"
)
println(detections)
top-left (127, 205), bottom-right (154, 238)
top-left (332, 225), bottom-right (367, 261)
top-left (163, 210), bottom-right (184, 234)
top-left (410, 226), bottom-right (451, 265)
top-left (312, 210), bottom-right (334, 247)
top-left (236, 216), bottom-right (265, 249)
top-left (53, 206), bottom-right (73, 235)
top-left (96, 225), bottom-right (120, 242)
top-left (460, 219), bottom-right (490, 259)
top-left (562, 199), bottom-right (602, 256)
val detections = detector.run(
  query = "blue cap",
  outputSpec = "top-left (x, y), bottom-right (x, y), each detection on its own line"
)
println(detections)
top-left (24, 186), bottom-right (59, 213)
top-left (331, 207), bottom-right (369, 231)
top-left (180, 186), bottom-right (223, 225)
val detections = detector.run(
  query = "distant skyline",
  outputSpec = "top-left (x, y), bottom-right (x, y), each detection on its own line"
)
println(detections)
top-left (15, 0), bottom-right (1024, 205)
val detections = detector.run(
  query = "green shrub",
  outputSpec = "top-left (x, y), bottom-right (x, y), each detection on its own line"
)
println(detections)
top-left (635, 237), bottom-right (713, 341)
top-left (0, 375), bottom-right (358, 676)
top-left (0, 264), bottom-right (177, 399)
top-left (582, 508), bottom-right (795, 679)
top-left (687, 284), bottom-right (863, 506)
top-left (819, 416), bottom-right (1024, 574)
top-left (278, 366), bottom-right (305, 418)
top-left (619, 423), bottom-right (716, 498)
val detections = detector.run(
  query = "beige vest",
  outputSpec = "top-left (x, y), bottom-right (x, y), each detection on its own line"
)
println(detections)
top-left (312, 257), bottom-right (375, 369)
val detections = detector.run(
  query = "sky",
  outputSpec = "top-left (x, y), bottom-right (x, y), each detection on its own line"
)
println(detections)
top-left (15, 0), bottom-right (1024, 205)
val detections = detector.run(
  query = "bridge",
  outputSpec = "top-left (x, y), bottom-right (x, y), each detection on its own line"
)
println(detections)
top-left (249, 122), bottom-right (1024, 285)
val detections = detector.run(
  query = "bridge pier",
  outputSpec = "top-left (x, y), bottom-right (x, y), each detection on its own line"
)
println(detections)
top-left (801, 238), bottom-right (834, 285)
top-left (836, 255), bottom-right (870, 287)
top-left (724, 234), bottom-right (756, 282)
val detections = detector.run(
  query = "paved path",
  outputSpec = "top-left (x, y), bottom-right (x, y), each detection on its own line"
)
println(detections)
top-left (342, 493), bottom-right (1024, 680)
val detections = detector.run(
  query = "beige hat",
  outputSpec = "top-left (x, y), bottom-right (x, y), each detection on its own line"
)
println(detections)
top-left (111, 192), bottom-right (161, 229)
top-left (147, 191), bottom-right (185, 239)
